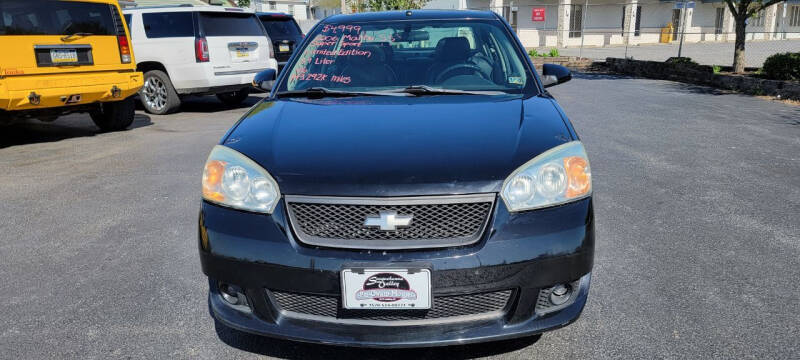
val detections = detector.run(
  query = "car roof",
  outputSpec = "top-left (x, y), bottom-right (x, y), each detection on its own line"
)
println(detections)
top-left (76, 0), bottom-right (127, 4)
top-left (123, 5), bottom-right (255, 14)
top-left (256, 12), bottom-right (295, 18)
top-left (321, 9), bottom-right (498, 24)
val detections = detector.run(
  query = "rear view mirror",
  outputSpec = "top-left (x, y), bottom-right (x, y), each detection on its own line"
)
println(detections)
top-left (253, 69), bottom-right (277, 92)
top-left (394, 30), bottom-right (429, 42)
top-left (541, 64), bottom-right (572, 88)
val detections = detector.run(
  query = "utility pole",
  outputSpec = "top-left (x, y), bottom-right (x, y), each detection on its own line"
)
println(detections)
top-left (341, 0), bottom-right (347, 14)
top-left (677, 1), bottom-right (688, 57)
top-left (578, 0), bottom-right (588, 58)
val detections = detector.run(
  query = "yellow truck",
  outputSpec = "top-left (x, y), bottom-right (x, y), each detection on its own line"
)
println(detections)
top-left (0, 0), bottom-right (142, 131)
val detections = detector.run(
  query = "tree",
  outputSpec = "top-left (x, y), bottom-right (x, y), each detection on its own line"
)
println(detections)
top-left (348, 0), bottom-right (429, 12)
top-left (311, 0), bottom-right (342, 9)
top-left (723, 0), bottom-right (783, 73)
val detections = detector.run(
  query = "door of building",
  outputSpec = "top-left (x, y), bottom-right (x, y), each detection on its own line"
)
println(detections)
top-left (570, 4), bottom-right (583, 38)
top-left (714, 7), bottom-right (725, 35)
top-left (672, 9), bottom-right (682, 40)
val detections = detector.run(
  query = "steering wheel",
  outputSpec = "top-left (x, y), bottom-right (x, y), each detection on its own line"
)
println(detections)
top-left (434, 63), bottom-right (488, 84)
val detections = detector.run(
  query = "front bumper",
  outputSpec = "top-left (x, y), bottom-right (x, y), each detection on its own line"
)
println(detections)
top-left (199, 196), bottom-right (594, 347)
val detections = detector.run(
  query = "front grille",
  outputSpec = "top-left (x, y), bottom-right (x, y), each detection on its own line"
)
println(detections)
top-left (270, 290), bottom-right (513, 322)
top-left (285, 194), bottom-right (495, 249)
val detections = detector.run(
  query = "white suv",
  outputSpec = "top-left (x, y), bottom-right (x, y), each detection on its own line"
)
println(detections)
top-left (123, 5), bottom-right (277, 114)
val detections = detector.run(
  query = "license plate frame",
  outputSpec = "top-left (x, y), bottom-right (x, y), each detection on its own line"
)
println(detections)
top-left (50, 49), bottom-right (78, 64)
top-left (341, 268), bottom-right (431, 310)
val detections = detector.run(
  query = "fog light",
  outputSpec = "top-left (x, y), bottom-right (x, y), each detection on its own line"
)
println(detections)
top-left (219, 283), bottom-right (242, 305)
top-left (535, 275), bottom-right (588, 316)
top-left (549, 284), bottom-right (571, 305)
top-left (111, 85), bottom-right (122, 98)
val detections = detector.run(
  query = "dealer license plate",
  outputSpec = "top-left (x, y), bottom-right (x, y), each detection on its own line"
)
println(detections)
top-left (51, 49), bottom-right (78, 64)
top-left (278, 44), bottom-right (290, 52)
top-left (342, 268), bottom-right (431, 310)
top-left (235, 48), bottom-right (250, 58)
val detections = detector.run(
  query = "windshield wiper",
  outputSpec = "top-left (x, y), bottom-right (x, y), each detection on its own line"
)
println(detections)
top-left (275, 87), bottom-right (401, 98)
top-left (61, 32), bottom-right (94, 42)
top-left (396, 85), bottom-right (503, 96)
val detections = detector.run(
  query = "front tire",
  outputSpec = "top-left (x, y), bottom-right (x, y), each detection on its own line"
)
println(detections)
top-left (216, 88), bottom-right (250, 106)
top-left (140, 70), bottom-right (180, 115)
top-left (90, 97), bottom-right (135, 132)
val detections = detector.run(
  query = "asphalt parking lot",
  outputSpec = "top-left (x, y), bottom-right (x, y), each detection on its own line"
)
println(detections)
top-left (1, 76), bottom-right (799, 359)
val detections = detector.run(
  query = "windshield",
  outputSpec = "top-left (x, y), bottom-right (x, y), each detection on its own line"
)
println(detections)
top-left (0, 0), bottom-right (118, 36)
top-left (199, 12), bottom-right (264, 37)
top-left (279, 19), bottom-right (534, 94)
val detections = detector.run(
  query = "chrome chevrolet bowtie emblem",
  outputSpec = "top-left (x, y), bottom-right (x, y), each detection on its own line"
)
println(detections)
top-left (364, 211), bottom-right (413, 231)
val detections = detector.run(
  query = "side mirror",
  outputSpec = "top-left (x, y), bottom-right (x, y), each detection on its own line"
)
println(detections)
top-left (253, 68), bottom-right (277, 92)
top-left (541, 63), bottom-right (572, 88)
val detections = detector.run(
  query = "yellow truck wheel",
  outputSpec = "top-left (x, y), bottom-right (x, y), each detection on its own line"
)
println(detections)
top-left (90, 97), bottom-right (135, 132)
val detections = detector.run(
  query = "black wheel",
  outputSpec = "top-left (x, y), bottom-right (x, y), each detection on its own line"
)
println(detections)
top-left (216, 88), bottom-right (250, 106)
top-left (140, 70), bottom-right (180, 115)
top-left (90, 97), bottom-right (135, 132)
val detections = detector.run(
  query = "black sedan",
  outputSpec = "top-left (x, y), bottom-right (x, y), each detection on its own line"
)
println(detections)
top-left (200, 10), bottom-right (593, 347)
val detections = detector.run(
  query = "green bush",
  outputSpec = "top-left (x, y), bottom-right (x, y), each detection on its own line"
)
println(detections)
top-left (528, 49), bottom-right (539, 57)
top-left (712, 65), bottom-right (721, 74)
top-left (549, 48), bottom-right (560, 57)
top-left (665, 57), bottom-right (698, 66)
top-left (762, 52), bottom-right (800, 81)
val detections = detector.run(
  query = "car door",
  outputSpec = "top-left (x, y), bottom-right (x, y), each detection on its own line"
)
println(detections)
top-left (198, 11), bottom-right (270, 76)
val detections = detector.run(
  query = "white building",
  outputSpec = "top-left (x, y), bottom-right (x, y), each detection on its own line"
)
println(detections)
top-left (251, 0), bottom-right (312, 20)
top-left (310, 6), bottom-right (342, 19)
top-left (425, 0), bottom-right (800, 48)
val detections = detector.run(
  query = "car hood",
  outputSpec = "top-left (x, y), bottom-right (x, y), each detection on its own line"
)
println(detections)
top-left (223, 95), bottom-right (573, 196)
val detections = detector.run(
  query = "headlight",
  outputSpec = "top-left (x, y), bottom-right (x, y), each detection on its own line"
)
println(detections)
top-left (501, 141), bottom-right (591, 212)
top-left (202, 145), bottom-right (280, 214)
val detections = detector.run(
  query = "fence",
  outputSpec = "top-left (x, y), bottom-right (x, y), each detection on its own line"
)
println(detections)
top-left (471, 1), bottom-right (800, 68)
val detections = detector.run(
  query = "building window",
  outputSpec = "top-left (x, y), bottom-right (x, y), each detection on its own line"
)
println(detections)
top-left (569, 4), bottom-right (582, 38)
top-left (790, 5), bottom-right (800, 27)
top-left (714, 8), bottom-right (725, 35)
top-left (752, 9), bottom-right (764, 27)
top-left (268, 1), bottom-right (276, 10)
top-left (288, 4), bottom-right (294, 15)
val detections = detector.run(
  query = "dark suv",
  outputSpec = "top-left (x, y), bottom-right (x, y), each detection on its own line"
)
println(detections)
top-left (257, 12), bottom-right (303, 71)
top-left (200, 10), bottom-right (592, 347)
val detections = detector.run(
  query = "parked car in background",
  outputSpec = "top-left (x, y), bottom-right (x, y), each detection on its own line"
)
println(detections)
top-left (200, 10), bottom-right (593, 347)
top-left (123, 5), bottom-right (277, 114)
top-left (0, 0), bottom-right (142, 131)
top-left (256, 12), bottom-right (303, 71)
